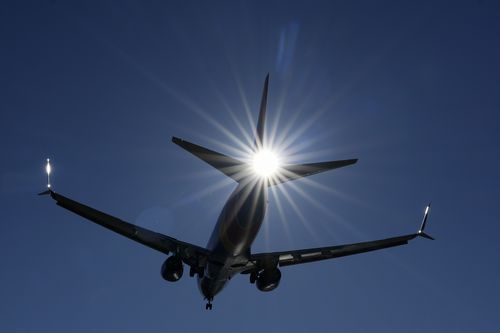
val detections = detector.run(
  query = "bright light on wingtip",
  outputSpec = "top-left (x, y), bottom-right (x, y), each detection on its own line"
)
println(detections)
top-left (46, 159), bottom-right (51, 175)
top-left (45, 158), bottom-right (52, 189)
top-left (252, 149), bottom-right (279, 178)
top-left (425, 206), bottom-right (429, 214)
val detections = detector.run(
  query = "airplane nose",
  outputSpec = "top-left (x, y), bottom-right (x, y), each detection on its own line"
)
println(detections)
top-left (198, 276), bottom-right (225, 299)
top-left (198, 276), bottom-right (214, 298)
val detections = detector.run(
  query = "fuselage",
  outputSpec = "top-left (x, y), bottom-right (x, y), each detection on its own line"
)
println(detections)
top-left (198, 178), bottom-right (268, 299)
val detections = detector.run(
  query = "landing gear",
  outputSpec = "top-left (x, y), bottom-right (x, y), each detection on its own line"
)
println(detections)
top-left (205, 298), bottom-right (213, 310)
top-left (250, 271), bottom-right (259, 284)
top-left (190, 266), bottom-right (204, 278)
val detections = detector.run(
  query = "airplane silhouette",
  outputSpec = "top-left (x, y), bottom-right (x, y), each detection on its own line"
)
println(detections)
top-left (40, 74), bottom-right (432, 310)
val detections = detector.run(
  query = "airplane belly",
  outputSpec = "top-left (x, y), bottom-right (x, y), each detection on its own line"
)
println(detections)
top-left (208, 182), bottom-right (267, 256)
top-left (197, 254), bottom-right (247, 299)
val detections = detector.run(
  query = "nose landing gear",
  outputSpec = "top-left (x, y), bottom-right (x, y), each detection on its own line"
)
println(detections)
top-left (205, 297), bottom-right (213, 310)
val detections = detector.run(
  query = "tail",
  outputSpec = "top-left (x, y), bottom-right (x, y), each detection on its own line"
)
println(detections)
top-left (254, 73), bottom-right (269, 150)
top-left (172, 74), bottom-right (358, 185)
top-left (171, 74), bottom-right (272, 183)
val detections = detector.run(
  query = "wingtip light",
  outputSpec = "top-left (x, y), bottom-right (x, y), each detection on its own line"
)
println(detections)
top-left (45, 158), bottom-right (52, 189)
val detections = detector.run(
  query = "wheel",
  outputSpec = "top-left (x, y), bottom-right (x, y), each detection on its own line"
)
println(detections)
top-left (250, 271), bottom-right (258, 284)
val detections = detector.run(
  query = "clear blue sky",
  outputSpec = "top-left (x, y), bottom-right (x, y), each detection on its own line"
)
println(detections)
top-left (1, 0), bottom-right (499, 331)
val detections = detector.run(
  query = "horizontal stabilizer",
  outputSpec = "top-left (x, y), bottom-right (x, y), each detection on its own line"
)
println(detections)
top-left (172, 137), bottom-right (246, 182)
top-left (270, 159), bottom-right (358, 186)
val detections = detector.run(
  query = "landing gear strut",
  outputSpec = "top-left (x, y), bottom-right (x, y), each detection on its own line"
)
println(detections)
top-left (205, 298), bottom-right (213, 310)
top-left (250, 271), bottom-right (258, 284)
top-left (190, 266), bottom-right (204, 278)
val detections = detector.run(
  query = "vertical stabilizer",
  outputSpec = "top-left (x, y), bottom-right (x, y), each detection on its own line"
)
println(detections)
top-left (254, 74), bottom-right (269, 149)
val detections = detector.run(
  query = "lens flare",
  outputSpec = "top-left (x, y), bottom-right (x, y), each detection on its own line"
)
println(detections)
top-left (46, 158), bottom-right (51, 175)
top-left (252, 149), bottom-right (279, 177)
top-left (45, 158), bottom-right (52, 189)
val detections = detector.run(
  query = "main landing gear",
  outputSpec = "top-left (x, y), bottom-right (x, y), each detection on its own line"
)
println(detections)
top-left (250, 271), bottom-right (258, 284)
top-left (205, 298), bottom-right (213, 310)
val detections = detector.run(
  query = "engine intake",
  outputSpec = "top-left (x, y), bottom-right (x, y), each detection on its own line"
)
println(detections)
top-left (161, 256), bottom-right (183, 282)
top-left (256, 268), bottom-right (281, 292)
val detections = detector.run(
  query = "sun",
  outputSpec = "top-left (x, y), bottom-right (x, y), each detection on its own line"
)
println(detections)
top-left (252, 149), bottom-right (280, 178)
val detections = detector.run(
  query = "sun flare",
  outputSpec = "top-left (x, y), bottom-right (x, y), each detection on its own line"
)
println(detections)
top-left (252, 149), bottom-right (280, 178)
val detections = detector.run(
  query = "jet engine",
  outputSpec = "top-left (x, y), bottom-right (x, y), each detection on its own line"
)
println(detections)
top-left (161, 256), bottom-right (183, 282)
top-left (256, 268), bottom-right (281, 292)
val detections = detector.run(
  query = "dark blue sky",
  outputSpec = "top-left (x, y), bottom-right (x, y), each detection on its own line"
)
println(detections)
top-left (1, 0), bottom-right (499, 331)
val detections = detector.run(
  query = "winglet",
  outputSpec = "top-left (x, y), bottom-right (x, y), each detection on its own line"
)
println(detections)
top-left (417, 203), bottom-right (434, 240)
top-left (38, 189), bottom-right (52, 196)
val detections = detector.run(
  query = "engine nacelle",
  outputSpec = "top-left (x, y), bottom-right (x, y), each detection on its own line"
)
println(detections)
top-left (256, 268), bottom-right (281, 292)
top-left (161, 256), bottom-right (183, 282)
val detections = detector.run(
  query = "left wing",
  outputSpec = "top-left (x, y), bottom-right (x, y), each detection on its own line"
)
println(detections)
top-left (249, 205), bottom-right (432, 269)
top-left (40, 190), bottom-right (209, 268)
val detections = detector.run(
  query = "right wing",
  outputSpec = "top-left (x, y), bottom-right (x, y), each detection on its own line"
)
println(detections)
top-left (252, 233), bottom-right (419, 268)
top-left (250, 204), bottom-right (432, 269)
top-left (40, 190), bottom-right (209, 268)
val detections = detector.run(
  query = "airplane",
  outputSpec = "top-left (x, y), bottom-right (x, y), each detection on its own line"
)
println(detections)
top-left (40, 74), bottom-right (433, 310)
